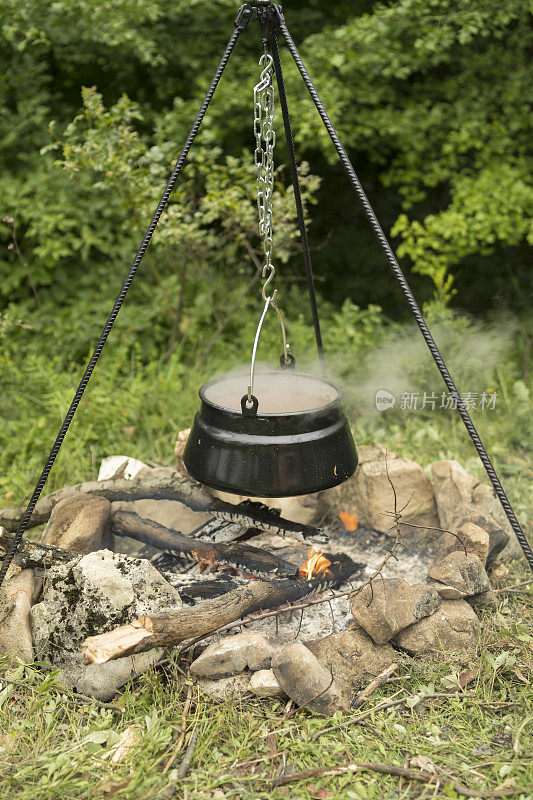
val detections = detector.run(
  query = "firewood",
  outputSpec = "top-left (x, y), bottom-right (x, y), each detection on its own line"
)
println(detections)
top-left (0, 527), bottom-right (79, 570)
top-left (112, 510), bottom-right (299, 578)
top-left (82, 577), bottom-right (318, 665)
top-left (0, 467), bottom-right (327, 543)
top-left (0, 468), bottom-right (212, 532)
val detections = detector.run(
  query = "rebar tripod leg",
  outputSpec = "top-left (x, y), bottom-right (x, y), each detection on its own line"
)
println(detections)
top-left (0, 18), bottom-right (247, 588)
top-left (275, 5), bottom-right (533, 571)
top-left (270, 31), bottom-right (325, 371)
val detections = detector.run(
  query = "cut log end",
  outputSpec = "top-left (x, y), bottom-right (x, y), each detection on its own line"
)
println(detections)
top-left (82, 619), bottom-right (152, 665)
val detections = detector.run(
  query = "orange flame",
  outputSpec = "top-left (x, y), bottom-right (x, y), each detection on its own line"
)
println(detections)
top-left (191, 550), bottom-right (211, 572)
top-left (299, 547), bottom-right (332, 580)
top-left (339, 511), bottom-right (358, 531)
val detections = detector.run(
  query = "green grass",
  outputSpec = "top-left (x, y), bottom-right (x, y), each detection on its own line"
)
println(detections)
top-left (1, 566), bottom-right (532, 800)
top-left (1, 307), bottom-right (532, 797)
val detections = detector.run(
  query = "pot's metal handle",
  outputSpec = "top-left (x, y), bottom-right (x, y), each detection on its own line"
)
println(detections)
top-left (241, 394), bottom-right (259, 417)
top-left (247, 294), bottom-right (291, 407)
top-left (280, 353), bottom-right (295, 369)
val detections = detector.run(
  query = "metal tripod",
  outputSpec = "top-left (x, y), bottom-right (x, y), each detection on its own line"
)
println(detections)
top-left (1, 0), bottom-right (531, 587)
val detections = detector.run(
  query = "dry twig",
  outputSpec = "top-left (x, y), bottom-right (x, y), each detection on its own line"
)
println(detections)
top-left (352, 662), bottom-right (398, 707)
top-left (269, 761), bottom-right (527, 797)
top-left (162, 685), bottom-right (194, 775)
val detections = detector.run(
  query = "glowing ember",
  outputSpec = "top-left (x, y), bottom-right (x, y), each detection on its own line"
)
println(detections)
top-left (339, 510), bottom-right (358, 531)
top-left (191, 550), bottom-right (211, 572)
top-left (299, 546), bottom-right (332, 580)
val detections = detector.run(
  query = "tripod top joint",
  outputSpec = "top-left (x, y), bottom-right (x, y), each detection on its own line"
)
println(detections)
top-left (234, 2), bottom-right (282, 33)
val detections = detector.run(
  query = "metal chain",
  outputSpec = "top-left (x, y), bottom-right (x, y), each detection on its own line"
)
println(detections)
top-left (247, 45), bottom-right (291, 406)
top-left (254, 49), bottom-right (276, 298)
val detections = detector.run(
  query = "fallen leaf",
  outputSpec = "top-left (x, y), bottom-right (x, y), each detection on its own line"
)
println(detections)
top-left (101, 726), bottom-right (141, 764)
top-left (98, 779), bottom-right (131, 796)
top-left (513, 668), bottom-right (529, 684)
top-left (308, 785), bottom-right (330, 799)
top-left (410, 755), bottom-right (436, 773)
top-left (339, 511), bottom-right (358, 531)
top-left (457, 668), bottom-right (479, 690)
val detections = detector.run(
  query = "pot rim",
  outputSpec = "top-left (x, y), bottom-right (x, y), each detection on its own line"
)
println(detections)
top-left (198, 369), bottom-right (343, 419)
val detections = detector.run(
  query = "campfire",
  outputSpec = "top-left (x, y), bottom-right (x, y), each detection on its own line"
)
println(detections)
top-left (0, 442), bottom-right (511, 712)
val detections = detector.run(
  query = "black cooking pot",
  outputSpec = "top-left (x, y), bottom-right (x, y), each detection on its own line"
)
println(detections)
top-left (183, 370), bottom-right (358, 497)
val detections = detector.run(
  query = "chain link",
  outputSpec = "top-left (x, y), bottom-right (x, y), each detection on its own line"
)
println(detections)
top-left (254, 50), bottom-right (276, 299)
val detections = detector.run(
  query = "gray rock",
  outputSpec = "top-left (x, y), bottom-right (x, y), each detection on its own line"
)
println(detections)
top-left (63, 650), bottom-right (164, 701)
top-left (272, 641), bottom-right (351, 715)
top-left (249, 669), bottom-right (285, 698)
top-left (30, 549), bottom-right (181, 697)
top-left (343, 454), bottom-right (439, 536)
top-left (453, 522), bottom-right (490, 565)
top-left (431, 461), bottom-right (480, 529)
top-left (43, 494), bottom-right (112, 554)
top-left (450, 506), bottom-right (509, 565)
top-left (394, 599), bottom-right (479, 655)
top-left (428, 552), bottom-right (490, 599)
top-left (350, 578), bottom-right (442, 644)
top-left (190, 632), bottom-right (281, 678)
top-left (196, 674), bottom-right (252, 702)
top-left (306, 623), bottom-right (397, 689)
top-left (0, 568), bottom-right (35, 664)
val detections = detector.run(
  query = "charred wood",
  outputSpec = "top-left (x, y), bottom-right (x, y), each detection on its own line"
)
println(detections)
top-left (0, 467), bottom-right (327, 544)
top-left (111, 510), bottom-right (299, 579)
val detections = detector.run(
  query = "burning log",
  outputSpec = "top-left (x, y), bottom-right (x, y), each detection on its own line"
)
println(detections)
top-left (82, 577), bottom-right (321, 665)
top-left (112, 510), bottom-right (299, 579)
top-left (0, 467), bottom-right (327, 544)
top-left (82, 542), bottom-right (364, 665)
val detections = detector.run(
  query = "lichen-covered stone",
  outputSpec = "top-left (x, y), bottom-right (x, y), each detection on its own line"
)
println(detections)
top-left (30, 549), bottom-right (181, 697)
top-left (350, 578), bottom-right (441, 644)
top-left (454, 522), bottom-right (490, 565)
top-left (431, 461), bottom-right (480, 529)
top-left (348, 456), bottom-right (439, 535)
top-left (451, 506), bottom-right (509, 564)
top-left (394, 599), bottom-right (479, 655)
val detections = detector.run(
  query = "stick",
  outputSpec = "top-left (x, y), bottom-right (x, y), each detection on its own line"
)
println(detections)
top-left (162, 686), bottom-right (194, 775)
top-left (112, 510), bottom-right (299, 578)
top-left (0, 467), bottom-right (328, 543)
top-left (176, 725), bottom-right (199, 779)
top-left (158, 726), bottom-right (199, 798)
top-left (352, 662), bottom-right (398, 708)
top-left (82, 577), bottom-right (317, 665)
top-left (0, 468), bottom-right (214, 532)
top-left (270, 762), bottom-right (526, 797)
